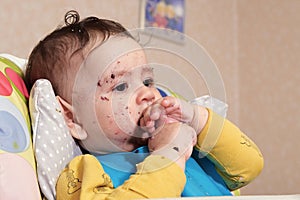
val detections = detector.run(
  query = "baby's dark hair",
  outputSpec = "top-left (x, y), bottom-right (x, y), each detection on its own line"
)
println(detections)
top-left (25, 10), bottom-right (131, 100)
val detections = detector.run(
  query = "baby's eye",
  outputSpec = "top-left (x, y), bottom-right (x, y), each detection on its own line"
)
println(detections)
top-left (113, 82), bottom-right (128, 92)
top-left (143, 78), bottom-right (154, 87)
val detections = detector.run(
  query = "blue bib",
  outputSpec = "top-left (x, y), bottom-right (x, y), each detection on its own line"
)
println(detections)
top-left (94, 146), bottom-right (231, 197)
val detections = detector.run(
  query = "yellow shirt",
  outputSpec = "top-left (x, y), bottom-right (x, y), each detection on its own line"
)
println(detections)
top-left (56, 109), bottom-right (263, 199)
top-left (196, 109), bottom-right (264, 190)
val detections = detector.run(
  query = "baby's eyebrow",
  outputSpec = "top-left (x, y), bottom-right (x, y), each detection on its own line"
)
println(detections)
top-left (142, 66), bottom-right (154, 73)
top-left (99, 66), bottom-right (153, 85)
top-left (111, 69), bottom-right (130, 78)
top-left (100, 69), bottom-right (131, 85)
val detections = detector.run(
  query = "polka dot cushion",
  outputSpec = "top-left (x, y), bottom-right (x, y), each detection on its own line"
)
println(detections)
top-left (29, 79), bottom-right (82, 200)
top-left (0, 54), bottom-right (41, 199)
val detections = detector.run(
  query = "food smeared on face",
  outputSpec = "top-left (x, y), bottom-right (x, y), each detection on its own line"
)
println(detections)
top-left (100, 96), bottom-right (109, 101)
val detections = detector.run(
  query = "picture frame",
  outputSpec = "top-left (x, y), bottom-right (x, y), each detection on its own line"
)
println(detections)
top-left (140, 0), bottom-right (185, 43)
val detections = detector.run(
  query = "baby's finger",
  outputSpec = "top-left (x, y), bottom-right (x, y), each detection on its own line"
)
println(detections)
top-left (141, 107), bottom-right (152, 125)
top-left (139, 117), bottom-right (145, 127)
top-left (146, 120), bottom-right (155, 129)
top-left (149, 126), bottom-right (156, 134)
top-left (155, 115), bottom-right (167, 128)
top-left (150, 105), bottom-right (164, 121)
top-left (139, 116), bottom-right (156, 134)
top-left (161, 97), bottom-right (178, 108)
top-left (142, 103), bottom-right (160, 122)
top-left (165, 105), bottom-right (180, 113)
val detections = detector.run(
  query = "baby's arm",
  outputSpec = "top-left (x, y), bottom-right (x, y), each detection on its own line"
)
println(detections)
top-left (56, 154), bottom-right (186, 199)
top-left (140, 96), bottom-right (264, 190)
top-left (56, 123), bottom-right (195, 199)
top-left (148, 122), bottom-right (197, 171)
top-left (195, 109), bottom-right (264, 190)
top-left (114, 122), bottom-right (197, 200)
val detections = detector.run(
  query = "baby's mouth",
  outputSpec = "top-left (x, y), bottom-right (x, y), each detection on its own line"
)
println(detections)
top-left (136, 113), bottom-right (152, 138)
top-left (137, 107), bottom-right (147, 127)
top-left (136, 103), bottom-right (153, 127)
top-left (137, 114), bottom-right (142, 127)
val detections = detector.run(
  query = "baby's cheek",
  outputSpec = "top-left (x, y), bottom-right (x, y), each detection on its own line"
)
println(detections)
top-left (95, 95), bottom-right (113, 126)
top-left (113, 99), bottom-right (128, 116)
top-left (113, 101), bottom-right (130, 123)
top-left (100, 96), bottom-right (110, 101)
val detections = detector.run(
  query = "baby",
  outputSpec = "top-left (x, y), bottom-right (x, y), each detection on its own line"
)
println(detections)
top-left (26, 10), bottom-right (263, 199)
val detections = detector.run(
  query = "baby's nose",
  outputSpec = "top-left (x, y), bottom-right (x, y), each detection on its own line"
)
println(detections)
top-left (136, 86), bottom-right (156, 105)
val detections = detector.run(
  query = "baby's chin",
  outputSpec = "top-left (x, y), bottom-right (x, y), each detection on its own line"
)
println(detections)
top-left (118, 120), bottom-right (151, 151)
top-left (126, 136), bottom-right (149, 151)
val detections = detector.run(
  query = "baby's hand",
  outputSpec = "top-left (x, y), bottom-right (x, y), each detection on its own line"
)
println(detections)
top-left (140, 96), bottom-right (206, 134)
top-left (148, 122), bottom-right (197, 171)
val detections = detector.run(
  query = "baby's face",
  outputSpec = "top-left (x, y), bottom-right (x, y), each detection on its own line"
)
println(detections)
top-left (72, 37), bottom-right (161, 153)
top-left (96, 50), bottom-right (161, 151)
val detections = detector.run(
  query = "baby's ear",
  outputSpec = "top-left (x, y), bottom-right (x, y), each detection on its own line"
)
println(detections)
top-left (56, 96), bottom-right (87, 140)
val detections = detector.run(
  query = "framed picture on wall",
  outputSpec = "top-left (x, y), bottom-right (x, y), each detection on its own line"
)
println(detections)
top-left (140, 0), bottom-right (185, 43)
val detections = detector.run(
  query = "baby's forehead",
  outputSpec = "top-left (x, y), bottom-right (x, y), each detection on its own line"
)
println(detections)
top-left (103, 63), bottom-right (153, 79)
top-left (83, 37), bottom-right (142, 70)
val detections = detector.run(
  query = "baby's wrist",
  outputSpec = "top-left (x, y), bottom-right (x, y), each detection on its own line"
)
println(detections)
top-left (190, 105), bottom-right (208, 134)
top-left (151, 148), bottom-right (186, 171)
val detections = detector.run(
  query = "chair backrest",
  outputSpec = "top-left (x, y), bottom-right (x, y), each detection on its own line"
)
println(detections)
top-left (0, 55), bottom-right (41, 199)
